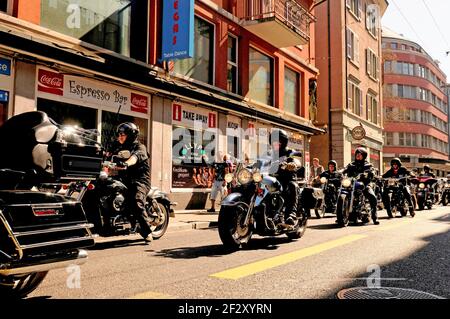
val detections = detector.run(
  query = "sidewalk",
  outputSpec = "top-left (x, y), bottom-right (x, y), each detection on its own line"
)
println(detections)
top-left (169, 209), bottom-right (219, 232)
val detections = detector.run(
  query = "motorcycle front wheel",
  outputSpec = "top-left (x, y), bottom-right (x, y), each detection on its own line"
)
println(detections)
top-left (149, 202), bottom-right (170, 240)
top-left (336, 195), bottom-right (349, 227)
top-left (218, 204), bottom-right (253, 250)
top-left (0, 271), bottom-right (48, 299)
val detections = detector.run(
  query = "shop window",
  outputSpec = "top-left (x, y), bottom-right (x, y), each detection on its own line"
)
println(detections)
top-left (101, 111), bottom-right (148, 150)
top-left (249, 48), bottom-right (273, 106)
top-left (0, 0), bottom-right (7, 12)
top-left (40, 0), bottom-right (148, 61)
top-left (171, 125), bottom-right (217, 189)
top-left (37, 98), bottom-right (97, 130)
top-left (284, 67), bottom-right (300, 115)
top-left (173, 17), bottom-right (214, 85)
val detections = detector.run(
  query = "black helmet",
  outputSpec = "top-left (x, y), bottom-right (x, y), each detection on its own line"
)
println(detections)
top-left (269, 129), bottom-right (289, 149)
top-left (390, 157), bottom-right (402, 167)
top-left (328, 160), bottom-right (337, 170)
top-left (116, 122), bottom-right (139, 142)
top-left (354, 147), bottom-right (368, 161)
top-left (423, 164), bottom-right (431, 171)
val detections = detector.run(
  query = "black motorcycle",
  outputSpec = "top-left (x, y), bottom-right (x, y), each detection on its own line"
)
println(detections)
top-left (441, 180), bottom-right (450, 206)
top-left (382, 177), bottom-right (410, 218)
top-left (411, 176), bottom-right (437, 210)
top-left (218, 160), bottom-right (307, 250)
top-left (336, 172), bottom-right (372, 227)
top-left (0, 111), bottom-right (101, 298)
top-left (79, 151), bottom-right (174, 239)
top-left (311, 176), bottom-right (340, 218)
top-left (374, 176), bottom-right (385, 210)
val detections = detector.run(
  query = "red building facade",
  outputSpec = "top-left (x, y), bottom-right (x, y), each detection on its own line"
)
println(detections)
top-left (382, 28), bottom-right (450, 176)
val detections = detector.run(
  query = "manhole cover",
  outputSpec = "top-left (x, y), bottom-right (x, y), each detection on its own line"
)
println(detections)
top-left (336, 287), bottom-right (445, 299)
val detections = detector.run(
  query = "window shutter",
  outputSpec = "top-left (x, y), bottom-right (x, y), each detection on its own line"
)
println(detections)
top-left (366, 5), bottom-right (370, 30)
top-left (355, 34), bottom-right (360, 63)
top-left (347, 81), bottom-right (352, 109)
top-left (346, 0), bottom-right (351, 9)
top-left (366, 49), bottom-right (371, 76)
top-left (366, 94), bottom-right (370, 120)
top-left (376, 55), bottom-right (380, 80)
top-left (358, 0), bottom-right (362, 19)
top-left (346, 28), bottom-right (352, 58)
top-left (359, 88), bottom-right (363, 115)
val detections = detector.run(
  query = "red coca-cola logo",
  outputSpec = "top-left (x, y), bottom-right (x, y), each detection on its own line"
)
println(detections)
top-left (131, 93), bottom-right (148, 114)
top-left (38, 69), bottom-right (64, 96)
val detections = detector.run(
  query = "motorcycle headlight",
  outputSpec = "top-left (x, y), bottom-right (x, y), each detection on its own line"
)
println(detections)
top-left (342, 178), bottom-right (351, 188)
top-left (320, 177), bottom-right (327, 184)
top-left (237, 169), bottom-right (253, 184)
top-left (419, 183), bottom-right (425, 189)
top-left (224, 173), bottom-right (234, 183)
top-left (253, 172), bottom-right (263, 183)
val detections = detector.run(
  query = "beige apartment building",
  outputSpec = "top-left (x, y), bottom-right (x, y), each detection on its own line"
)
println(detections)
top-left (310, 0), bottom-right (388, 172)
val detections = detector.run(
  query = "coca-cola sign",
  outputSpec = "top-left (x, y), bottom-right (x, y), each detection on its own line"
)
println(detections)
top-left (38, 69), bottom-right (64, 96)
top-left (130, 93), bottom-right (148, 114)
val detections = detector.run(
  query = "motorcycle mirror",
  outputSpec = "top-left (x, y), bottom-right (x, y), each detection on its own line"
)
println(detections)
top-left (117, 150), bottom-right (131, 159)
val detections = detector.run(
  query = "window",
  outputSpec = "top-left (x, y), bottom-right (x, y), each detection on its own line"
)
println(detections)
top-left (385, 132), bottom-right (393, 145)
top-left (40, 0), bottom-right (148, 61)
top-left (366, 4), bottom-right (378, 37)
top-left (284, 67), bottom-right (300, 115)
top-left (101, 111), bottom-right (148, 147)
top-left (384, 61), bottom-right (392, 73)
top-left (0, 0), bottom-right (7, 12)
top-left (227, 35), bottom-right (238, 94)
top-left (399, 132), bottom-right (405, 145)
top-left (347, 28), bottom-right (360, 65)
top-left (391, 43), bottom-right (397, 50)
top-left (346, 0), bottom-right (362, 19)
top-left (174, 17), bottom-right (214, 85)
top-left (348, 80), bottom-right (362, 116)
top-left (366, 49), bottom-right (379, 80)
top-left (249, 48), bottom-right (273, 106)
top-left (366, 93), bottom-right (378, 124)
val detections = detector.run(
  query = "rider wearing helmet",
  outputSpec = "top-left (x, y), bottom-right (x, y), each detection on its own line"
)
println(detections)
top-left (269, 129), bottom-right (304, 226)
top-left (341, 147), bottom-right (379, 225)
top-left (112, 122), bottom-right (154, 243)
top-left (421, 164), bottom-right (436, 178)
top-left (320, 160), bottom-right (342, 185)
top-left (382, 158), bottom-right (415, 217)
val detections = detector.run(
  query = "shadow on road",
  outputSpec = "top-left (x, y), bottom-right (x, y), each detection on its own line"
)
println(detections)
top-left (152, 236), bottom-right (294, 259)
top-left (89, 238), bottom-right (149, 250)
top-left (322, 213), bottom-right (450, 299)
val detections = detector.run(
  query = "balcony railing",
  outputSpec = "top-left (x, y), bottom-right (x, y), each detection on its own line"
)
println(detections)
top-left (242, 0), bottom-right (316, 44)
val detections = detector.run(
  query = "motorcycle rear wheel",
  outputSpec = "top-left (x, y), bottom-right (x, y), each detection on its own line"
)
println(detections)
top-left (218, 204), bottom-right (253, 250)
top-left (0, 271), bottom-right (48, 299)
top-left (287, 210), bottom-right (308, 240)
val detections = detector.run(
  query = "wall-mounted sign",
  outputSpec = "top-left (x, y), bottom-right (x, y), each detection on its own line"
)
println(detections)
top-left (0, 90), bottom-right (9, 102)
top-left (161, 0), bottom-right (194, 61)
top-left (37, 68), bottom-right (150, 114)
top-left (0, 58), bottom-right (11, 76)
top-left (172, 103), bottom-right (217, 129)
top-left (351, 124), bottom-right (366, 140)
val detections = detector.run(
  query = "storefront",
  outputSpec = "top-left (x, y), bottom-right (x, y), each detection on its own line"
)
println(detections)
top-left (35, 67), bottom-right (151, 149)
top-left (0, 55), bottom-right (13, 126)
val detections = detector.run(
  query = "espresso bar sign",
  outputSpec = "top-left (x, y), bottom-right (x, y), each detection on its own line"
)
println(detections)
top-left (37, 68), bottom-right (150, 114)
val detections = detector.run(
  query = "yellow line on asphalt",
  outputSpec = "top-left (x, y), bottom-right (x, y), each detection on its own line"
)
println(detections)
top-left (129, 291), bottom-right (175, 299)
top-left (210, 234), bottom-right (367, 280)
top-left (375, 218), bottom-right (417, 232)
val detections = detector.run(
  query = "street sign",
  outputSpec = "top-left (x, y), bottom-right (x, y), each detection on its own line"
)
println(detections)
top-left (351, 124), bottom-right (366, 140)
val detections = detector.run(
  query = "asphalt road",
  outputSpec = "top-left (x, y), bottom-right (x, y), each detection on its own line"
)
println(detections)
top-left (27, 205), bottom-right (450, 299)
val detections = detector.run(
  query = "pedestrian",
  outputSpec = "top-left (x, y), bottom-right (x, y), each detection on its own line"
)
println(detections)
top-left (310, 157), bottom-right (324, 180)
top-left (205, 153), bottom-right (230, 213)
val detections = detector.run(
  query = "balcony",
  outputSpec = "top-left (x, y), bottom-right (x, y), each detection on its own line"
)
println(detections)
top-left (240, 0), bottom-right (316, 48)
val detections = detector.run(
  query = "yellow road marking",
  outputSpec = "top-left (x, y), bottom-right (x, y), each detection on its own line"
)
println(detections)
top-left (210, 234), bottom-right (367, 280)
top-left (129, 291), bottom-right (175, 299)
top-left (375, 218), bottom-right (417, 232)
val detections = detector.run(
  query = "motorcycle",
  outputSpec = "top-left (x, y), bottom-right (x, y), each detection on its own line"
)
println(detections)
top-left (374, 176), bottom-right (385, 210)
top-left (218, 160), bottom-right (308, 250)
top-left (336, 172), bottom-right (372, 227)
top-left (79, 151), bottom-right (174, 239)
top-left (311, 176), bottom-right (340, 218)
top-left (411, 176), bottom-right (437, 210)
top-left (0, 111), bottom-right (102, 298)
top-left (382, 177), bottom-right (411, 218)
top-left (441, 180), bottom-right (450, 206)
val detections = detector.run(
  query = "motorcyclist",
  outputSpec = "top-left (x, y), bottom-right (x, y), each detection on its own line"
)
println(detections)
top-left (319, 160), bottom-right (342, 212)
top-left (268, 129), bottom-right (304, 226)
top-left (421, 165), bottom-right (436, 178)
top-left (382, 158), bottom-right (415, 218)
top-left (341, 147), bottom-right (379, 225)
top-left (110, 122), bottom-right (155, 243)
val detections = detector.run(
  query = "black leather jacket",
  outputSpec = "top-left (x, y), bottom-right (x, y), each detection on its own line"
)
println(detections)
top-left (111, 140), bottom-right (151, 186)
top-left (342, 160), bottom-right (375, 184)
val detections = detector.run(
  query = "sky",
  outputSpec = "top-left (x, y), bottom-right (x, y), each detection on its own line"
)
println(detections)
top-left (381, 0), bottom-right (450, 81)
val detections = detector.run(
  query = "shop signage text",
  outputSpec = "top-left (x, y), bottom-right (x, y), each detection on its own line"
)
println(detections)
top-left (37, 68), bottom-right (149, 114)
top-left (0, 90), bottom-right (8, 102)
top-left (172, 103), bottom-right (217, 128)
top-left (0, 58), bottom-right (11, 76)
top-left (161, 0), bottom-right (194, 61)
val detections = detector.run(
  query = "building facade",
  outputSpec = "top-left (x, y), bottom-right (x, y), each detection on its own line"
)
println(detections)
top-left (0, 0), bottom-right (323, 209)
top-left (382, 28), bottom-right (450, 176)
top-left (310, 0), bottom-right (388, 172)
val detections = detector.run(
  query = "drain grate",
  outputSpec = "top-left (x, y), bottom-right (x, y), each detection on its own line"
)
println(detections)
top-left (336, 287), bottom-right (445, 299)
